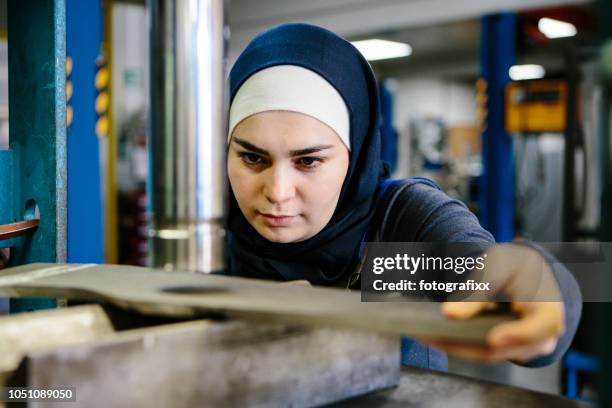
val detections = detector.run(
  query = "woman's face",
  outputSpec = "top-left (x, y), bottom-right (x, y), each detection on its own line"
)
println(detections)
top-left (228, 111), bottom-right (350, 243)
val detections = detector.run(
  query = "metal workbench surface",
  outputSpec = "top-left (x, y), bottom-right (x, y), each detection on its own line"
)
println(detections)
top-left (334, 366), bottom-right (590, 408)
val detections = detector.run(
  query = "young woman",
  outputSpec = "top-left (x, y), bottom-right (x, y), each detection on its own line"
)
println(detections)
top-left (225, 23), bottom-right (581, 370)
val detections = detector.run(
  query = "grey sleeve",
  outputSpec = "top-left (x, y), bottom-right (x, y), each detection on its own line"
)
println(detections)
top-left (513, 241), bottom-right (582, 368)
top-left (381, 182), bottom-right (496, 245)
top-left (382, 180), bottom-right (581, 367)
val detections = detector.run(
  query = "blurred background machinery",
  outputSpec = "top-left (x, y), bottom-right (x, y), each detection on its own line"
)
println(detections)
top-left (0, 0), bottom-right (610, 404)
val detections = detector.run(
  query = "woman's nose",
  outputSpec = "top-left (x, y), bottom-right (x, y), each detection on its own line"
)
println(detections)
top-left (263, 167), bottom-right (296, 204)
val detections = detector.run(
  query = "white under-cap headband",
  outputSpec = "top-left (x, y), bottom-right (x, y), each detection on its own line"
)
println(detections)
top-left (228, 65), bottom-right (351, 150)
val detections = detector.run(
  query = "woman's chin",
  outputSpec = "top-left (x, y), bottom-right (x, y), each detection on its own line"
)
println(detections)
top-left (255, 225), bottom-right (305, 244)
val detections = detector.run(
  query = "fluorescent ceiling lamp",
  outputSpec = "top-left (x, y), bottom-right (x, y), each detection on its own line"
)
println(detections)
top-left (351, 39), bottom-right (412, 61)
top-left (538, 17), bottom-right (577, 39)
top-left (509, 64), bottom-right (546, 81)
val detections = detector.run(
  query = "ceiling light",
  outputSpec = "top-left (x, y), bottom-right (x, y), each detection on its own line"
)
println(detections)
top-left (509, 64), bottom-right (546, 81)
top-left (538, 17), bottom-right (577, 39)
top-left (351, 39), bottom-right (412, 61)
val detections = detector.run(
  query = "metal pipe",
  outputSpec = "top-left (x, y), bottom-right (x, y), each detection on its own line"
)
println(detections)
top-left (148, 0), bottom-right (227, 273)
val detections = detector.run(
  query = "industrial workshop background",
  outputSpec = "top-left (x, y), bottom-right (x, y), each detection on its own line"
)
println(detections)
top-left (0, 0), bottom-right (611, 406)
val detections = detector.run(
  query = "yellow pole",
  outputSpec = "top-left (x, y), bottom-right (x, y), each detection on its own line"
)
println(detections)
top-left (102, 0), bottom-right (118, 263)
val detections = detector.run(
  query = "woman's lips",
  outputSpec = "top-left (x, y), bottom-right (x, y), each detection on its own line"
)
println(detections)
top-left (259, 212), bottom-right (296, 227)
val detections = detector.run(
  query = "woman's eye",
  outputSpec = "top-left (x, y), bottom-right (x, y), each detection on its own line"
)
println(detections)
top-left (296, 157), bottom-right (323, 168)
top-left (239, 152), bottom-right (264, 165)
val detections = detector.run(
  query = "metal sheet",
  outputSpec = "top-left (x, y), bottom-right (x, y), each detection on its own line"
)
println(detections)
top-left (7, 319), bottom-right (399, 408)
top-left (334, 366), bottom-right (591, 408)
top-left (0, 305), bottom-right (114, 373)
top-left (0, 263), bottom-right (514, 343)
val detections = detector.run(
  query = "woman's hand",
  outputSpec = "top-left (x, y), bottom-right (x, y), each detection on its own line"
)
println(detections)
top-left (419, 244), bottom-right (565, 363)
top-left (422, 301), bottom-right (563, 363)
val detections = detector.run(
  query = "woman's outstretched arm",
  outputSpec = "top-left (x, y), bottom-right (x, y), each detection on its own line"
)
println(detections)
top-left (381, 179), bottom-right (581, 366)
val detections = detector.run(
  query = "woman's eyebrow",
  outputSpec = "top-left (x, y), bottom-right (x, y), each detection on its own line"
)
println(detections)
top-left (289, 145), bottom-right (334, 156)
top-left (232, 138), bottom-right (269, 155)
top-left (233, 138), bottom-right (334, 157)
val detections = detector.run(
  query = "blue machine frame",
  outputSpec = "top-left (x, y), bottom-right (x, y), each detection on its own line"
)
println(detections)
top-left (0, 0), bottom-right (67, 312)
top-left (479, 13), bottom-right (516, 242)
top-left (66, 0), bottom-right (104, 265)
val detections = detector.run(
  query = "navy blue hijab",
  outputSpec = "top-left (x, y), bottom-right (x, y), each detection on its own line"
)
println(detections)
top-left (227, 23), bottom-right (387, 285)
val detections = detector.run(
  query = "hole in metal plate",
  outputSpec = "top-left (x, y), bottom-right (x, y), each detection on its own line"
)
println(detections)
top-left (24, 199), bottom-right (40, 220)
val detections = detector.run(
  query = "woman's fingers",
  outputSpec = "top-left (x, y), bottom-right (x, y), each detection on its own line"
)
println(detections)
top-left (424, 245), bottom-right (566, 363)
top-left (424, 340), bottom-right (493, 361)
top-left (441, 301), bottom-right (496, 319)
top-left (433, 300), bottom-right (564, 362)
top-left (423, 336), bottom-right (558, 363)
top-left (487, 302), bottom-right (564, 348)
top-left (510, 337), bottom-right (558, 363)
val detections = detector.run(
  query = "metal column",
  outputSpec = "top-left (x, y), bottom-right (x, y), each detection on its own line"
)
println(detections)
top-left (1, 0), bottom-right (67, 312)
top-left (598, 1), bottom-right (612, 405)
top-left (148, 0), bottom-right (228, 274)
top-left (479, 13), bottom-right (516, 242)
